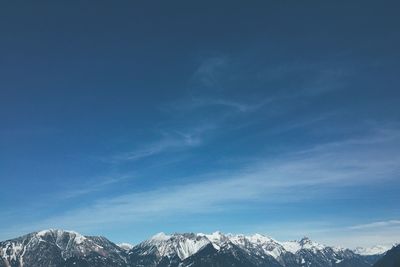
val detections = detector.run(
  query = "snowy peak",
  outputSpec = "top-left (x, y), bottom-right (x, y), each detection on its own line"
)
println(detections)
top-left (354, 245), bottom-right (392, 255)
top-left (298, 236), bottom-right (325, 250)
top-left (203, 231), bottom-right (230, 249)
top-left (137, 231), bottom-right (338, 261)
top-left (143, 231), bottom-right (389, 259)
top-left (150, 232), bottom-right (171, 242)
top-left (131, 231), bottom-right (388, 267)
top-left (118, 242), bottom-right (134, 251)
top-left (141, 232), bottom-right (211, 260)
top-left (299, 237), bottom-right (312, 245)
top-left (0, 229), bottom-right (128, 267)
top-left (226, 233), bottom-right (285, 259)
top-left (202, 232), bottom-right (275, 246)
top-left (36, 229), bottom-right (87, 245)
top-left (201, 232), bottom-right (325, 257)
top-left (248, 233), bottom-right (275, 243)
top-left (279, 236), bottom-right (327, 254)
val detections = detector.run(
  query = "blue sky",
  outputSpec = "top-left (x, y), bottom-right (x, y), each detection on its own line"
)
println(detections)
top-left (0, 1), bottom-right (399, 248)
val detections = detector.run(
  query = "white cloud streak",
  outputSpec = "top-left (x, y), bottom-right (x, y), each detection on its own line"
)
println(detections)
top-left (349, 220), bottom-right (400, 230)
top-left (319, 219), bottom-right (400, 248)
top-left (60, 175), bottom-right (132, 199)
top-left (110, 128), bottom-right (208, 163)
top-left (193, 57), bottom-right (227, 88)
top-left (175, 97), bottom-right (272, 113)
top-left (16, 127), bottom-right (399, 235)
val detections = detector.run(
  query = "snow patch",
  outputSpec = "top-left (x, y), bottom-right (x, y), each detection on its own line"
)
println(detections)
top-left (281, 241), bottom-right (302, 254)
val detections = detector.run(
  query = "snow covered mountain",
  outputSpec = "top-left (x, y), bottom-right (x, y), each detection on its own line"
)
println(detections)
top-left (0, 229), bottom-right (390, 267)
top-left (128, 232), bottom-right (212, 266)
top-left (0, 229), bottom-right (128, 267)
top-left (128, 231), bottom-right (386, 267)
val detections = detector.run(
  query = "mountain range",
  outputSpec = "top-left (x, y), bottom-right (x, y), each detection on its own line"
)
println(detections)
top-left (0, 229), bottom-right (395, 267)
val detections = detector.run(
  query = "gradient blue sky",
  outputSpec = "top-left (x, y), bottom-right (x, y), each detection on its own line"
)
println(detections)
top-left (1, 1), bottom-right (399, 248)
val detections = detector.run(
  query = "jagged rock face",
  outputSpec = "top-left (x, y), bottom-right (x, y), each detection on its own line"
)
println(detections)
top-left (128, 233), bottom-right (210, 267)
top-left (0, 230), bottom-right (389, 267)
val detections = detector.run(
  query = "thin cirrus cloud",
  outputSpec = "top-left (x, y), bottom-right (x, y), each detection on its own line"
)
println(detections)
top-left (192, 55), bottom-right (351, 99)
top-left (17, 126), bottom-right (399, 237)
top-left (348, 220), bottom-right (400, 230)
top-left (60, 175), bottom-right (133, 199)
top-left (315, 219), bottom-right (400, 248)
top-left (109, 129), bottom-right (206, 163)
top-left (174, 59), bottom-right (351, 116)
top-left (173, 97), bottom-right (272, 113)
top-left (192, 56), bottom-right (227, 88)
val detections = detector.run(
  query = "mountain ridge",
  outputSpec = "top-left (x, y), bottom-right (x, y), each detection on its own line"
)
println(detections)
top-left (0, 229), bottom-right (392, 267)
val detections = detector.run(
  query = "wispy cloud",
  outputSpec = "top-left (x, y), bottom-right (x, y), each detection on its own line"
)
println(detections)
top-left (60, 175), bottom-right (132, 199)
top-left (193, 57), bottom-right (227, 88)
top-left (109, 127), bottom-right (208, 163)
top-left (256, 60), bottom-right (352, 96)
top-left (349, 220), bottom-right (400, 230)
top-left (15, 126), bottom-right (399, 236)
top-left (319, 219), bottom-right (400, 248)
top-left (175, 97), bottom-right (272, 113)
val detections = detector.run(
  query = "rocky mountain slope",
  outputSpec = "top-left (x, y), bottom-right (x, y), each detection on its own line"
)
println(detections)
top-left (0, 229), bottom-right (390, 267)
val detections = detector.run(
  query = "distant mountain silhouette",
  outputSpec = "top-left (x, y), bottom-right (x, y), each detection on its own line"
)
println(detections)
top-left (373, 245), bottom-right (400, 267)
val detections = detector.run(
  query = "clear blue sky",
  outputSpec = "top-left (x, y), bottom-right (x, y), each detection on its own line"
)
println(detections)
top-left (0, 1), bottom-right (399, 248)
